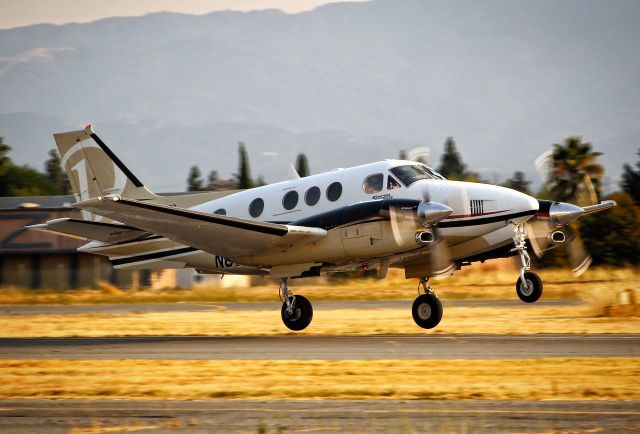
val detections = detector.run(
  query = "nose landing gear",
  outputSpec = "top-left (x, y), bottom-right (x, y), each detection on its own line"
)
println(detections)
top-left (279, 278), bottom-right (313, 331)
top-left (412, 277), bottom-right (443, 329)
top-left (511, 224), bottom-right (543, 303)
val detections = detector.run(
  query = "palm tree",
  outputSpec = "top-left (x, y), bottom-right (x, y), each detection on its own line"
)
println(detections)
top-left (548, 136), bottom-right (604, 204)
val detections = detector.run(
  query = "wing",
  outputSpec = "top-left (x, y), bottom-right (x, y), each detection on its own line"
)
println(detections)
top-left (26, 218), bottom-right (150, 244)
top-left (75, 196), bottom-right (327, 258)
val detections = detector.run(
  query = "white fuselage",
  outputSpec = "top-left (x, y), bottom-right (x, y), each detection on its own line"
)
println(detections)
top-left (82, 160), bottom-right (539, 276)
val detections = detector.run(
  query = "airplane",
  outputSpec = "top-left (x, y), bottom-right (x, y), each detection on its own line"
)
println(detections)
top-left (29, 125), bottom-right (616, 331)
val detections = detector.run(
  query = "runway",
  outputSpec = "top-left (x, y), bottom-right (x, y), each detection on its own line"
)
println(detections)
top-left (1, 334), bottom-right (638, 359)
top-left (1, 399), bottom-right (638, 433)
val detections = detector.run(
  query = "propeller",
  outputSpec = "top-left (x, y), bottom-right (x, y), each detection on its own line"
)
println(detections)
top-left (388, 187), bottom-right (455, 277)
top-left (529, 151), bottom-right (616, 275)
top-left (525, 212), bottom-right (591, 276)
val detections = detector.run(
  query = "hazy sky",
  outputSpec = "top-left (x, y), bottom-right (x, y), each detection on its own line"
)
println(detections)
top-left (0, 0), bottom-right (366, 29)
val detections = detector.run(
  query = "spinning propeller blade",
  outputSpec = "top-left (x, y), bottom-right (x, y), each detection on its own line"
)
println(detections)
top-left (565, 226), bottom-right (592, 276)
top-left (389, 185), bottom-right (456, 276)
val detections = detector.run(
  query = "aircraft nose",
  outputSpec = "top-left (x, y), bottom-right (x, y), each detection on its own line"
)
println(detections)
top-left (507, 190), bottom-right (539, 223)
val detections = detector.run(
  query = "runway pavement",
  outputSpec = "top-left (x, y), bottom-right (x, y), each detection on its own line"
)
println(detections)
top-left (1, 399), bottom-right (638, 433)
top-left (1, 334), bottom-right (638, 360)
top-left (0, 298), bottom-right (581, 316)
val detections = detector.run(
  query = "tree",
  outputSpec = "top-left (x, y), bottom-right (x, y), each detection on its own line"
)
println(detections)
top-left (502, 171), bottom-right (531, 195)
top-left (0, 140), bottom-right (58, 196)
top-left (236, 142), bottom-right (253, 189)
top-left (207, 170), bottom-right (219, 190)
top-left (621, 148), bottom-right (640, 204)
top-left (1, 164), bottom-right (59, 196)
top-left (0, 137), bottom-right (10, 176)
top-left (437, 137), bottom-right (467, 180)
top-left (547, 136), bottom-right (604, 204)
top-left (45, 149), bottom-right (71, 194)
top-left (187, 165), bottom-right (204, 191)
top-left (295, 153), bottom-right (310, 177)
top-left (580, 192), bottom-right (640, 266)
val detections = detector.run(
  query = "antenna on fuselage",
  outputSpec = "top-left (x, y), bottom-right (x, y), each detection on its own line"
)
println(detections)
top-left (287, 164), bottom-right (300, 180)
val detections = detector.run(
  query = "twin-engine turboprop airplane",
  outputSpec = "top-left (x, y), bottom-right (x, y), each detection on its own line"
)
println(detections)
top-left (29, 126), bottom-right (616, 331)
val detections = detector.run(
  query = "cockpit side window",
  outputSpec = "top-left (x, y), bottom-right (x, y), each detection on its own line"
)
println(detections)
top-left (387, 175), bottom-right (402, 190)
top-left (422, 165), bottom-right (446, 180)
top-left (363, 173), bottom-right (384, 194)
top-left (389, 165), bottom-right (434, 186)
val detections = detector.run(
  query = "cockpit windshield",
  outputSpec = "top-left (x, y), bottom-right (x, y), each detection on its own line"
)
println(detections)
top-left (390, 164), bottom-right (446, 186)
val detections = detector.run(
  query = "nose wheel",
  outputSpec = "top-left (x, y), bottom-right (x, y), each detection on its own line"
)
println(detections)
top-left (279, 279), bottom-right (313, 331)
top-left (511, 224), bottom-right (543, 303)
top-left (412, 278), bottom-right (443, 329)
top-left (516, 271), bottom-right (543, 303)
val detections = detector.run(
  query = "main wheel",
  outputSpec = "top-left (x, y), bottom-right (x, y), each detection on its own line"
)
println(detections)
top-left (412, 293), bottom-right (443, 329)
top-left (516, 271), bottom-right (543, 303)
top-left (281, 295), bottom-right (313, 331)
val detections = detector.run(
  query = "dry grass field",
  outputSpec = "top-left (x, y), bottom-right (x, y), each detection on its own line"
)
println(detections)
top-left (1, 266), bottom-right (638, 305)
top-left (1, 358), bottom-right (638, 400)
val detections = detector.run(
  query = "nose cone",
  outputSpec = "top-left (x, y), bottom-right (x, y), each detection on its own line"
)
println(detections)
top-left (418, 201), bottom-right (453, 226)
top-left (549, 202), bottom-right (584, 227)
top-left (507, 190), bottom-right (539, 223)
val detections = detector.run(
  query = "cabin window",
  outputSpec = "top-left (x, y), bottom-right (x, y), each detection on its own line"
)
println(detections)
top-left (387, 175), bottom-right (402, 190)
top-left (326, 182), bottom-right (343, 202)
top-left (363, 173), bottom-right (384, 194)
top-left (213, 208), bottom-right (226, 215)
top-left (282, 190), bottom-right (299, 210)
top-left (249, 198), bottom-right (264, 218)
top-left (305, 186), bottom-right (321, 206)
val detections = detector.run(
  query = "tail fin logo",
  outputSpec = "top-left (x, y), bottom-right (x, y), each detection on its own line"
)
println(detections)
top-left (61, 141), bottom-right (128, 221)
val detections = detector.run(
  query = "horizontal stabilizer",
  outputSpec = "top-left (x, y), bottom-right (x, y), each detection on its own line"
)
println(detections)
top-left (75, 196), bottom-right (327, 259)
top-left (26, 218), bottom-right (151, 244)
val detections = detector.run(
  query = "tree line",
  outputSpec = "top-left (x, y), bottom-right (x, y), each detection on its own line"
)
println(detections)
top-left (0, 138), bottom-right (71, 196)
top-left (186, 142), bottom-right (310, 191)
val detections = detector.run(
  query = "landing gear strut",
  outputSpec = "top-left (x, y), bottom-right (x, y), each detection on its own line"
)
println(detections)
top-left (511, 224), bottom-right (543, 303)
top-left (412, 277), bottom-right (443, 329)
top-left (279, 278), bottom-right (313, 331)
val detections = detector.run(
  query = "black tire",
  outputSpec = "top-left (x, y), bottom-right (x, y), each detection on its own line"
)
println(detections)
top-left (412, 293), bottom-right (443, 329)
top-left (516, 271), bottom-right (543, 303)
top-left (281, 295), bottom-right (313, 331)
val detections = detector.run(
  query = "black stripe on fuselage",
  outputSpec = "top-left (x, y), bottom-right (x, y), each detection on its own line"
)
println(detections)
top-left (291, 199), bottom-right (536, 231)
top-left (90, 133), bottom-right (145, 188)
top-left (111, 247), bottom-right (198, 266)
top-left (437, 210), bottom-right (537, 228)
top-left (114, 198), bottom-right (289, 236)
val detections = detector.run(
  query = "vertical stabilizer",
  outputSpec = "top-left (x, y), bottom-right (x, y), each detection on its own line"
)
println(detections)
top-left (54, 125), bottom-right (157, 221)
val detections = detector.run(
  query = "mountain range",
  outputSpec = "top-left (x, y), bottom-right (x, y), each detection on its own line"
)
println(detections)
top-left (1, 0), bottom-right (639, 192)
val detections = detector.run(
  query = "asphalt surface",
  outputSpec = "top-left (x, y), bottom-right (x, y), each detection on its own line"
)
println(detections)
top-left (0, 298), bottom-right (581, 315)
top-left (1, 334), bottom-right (638, 360)
top-left (1, 400), bottom-right (638, 433)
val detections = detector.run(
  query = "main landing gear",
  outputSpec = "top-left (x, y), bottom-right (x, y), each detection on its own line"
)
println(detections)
top-left (511, 224), bottom-right (543, 303)
top-left (279, 278), bottom-right (313, 331)
top-left (412, 277), bottom-right (443, 329)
